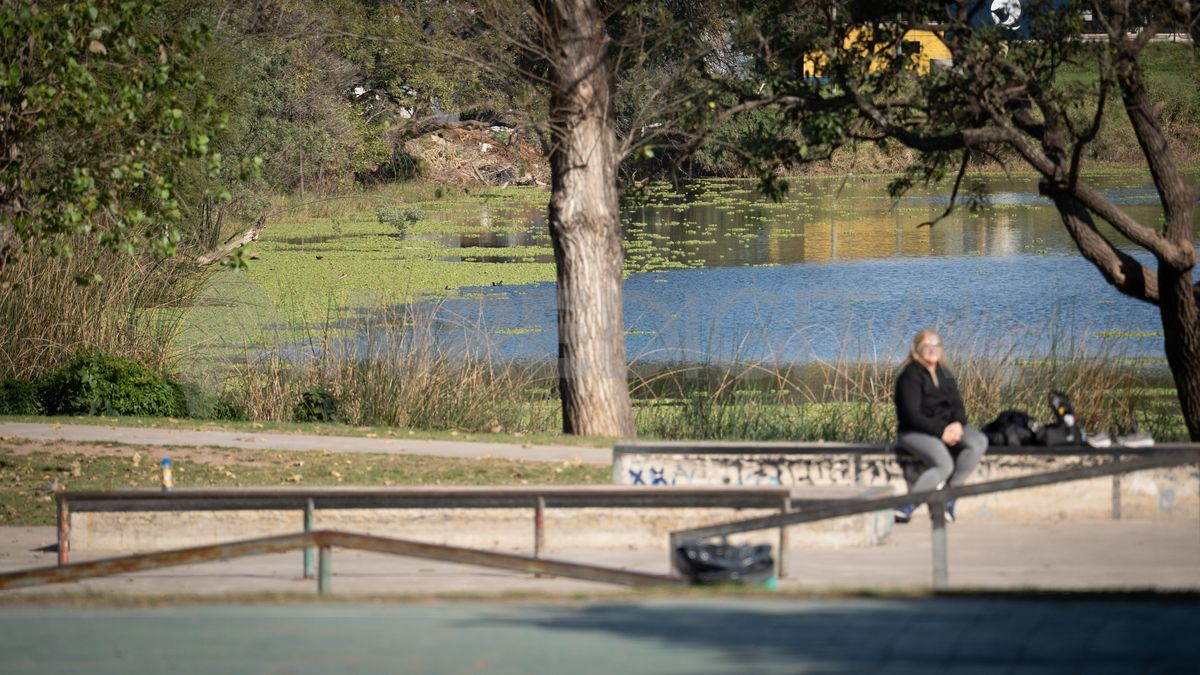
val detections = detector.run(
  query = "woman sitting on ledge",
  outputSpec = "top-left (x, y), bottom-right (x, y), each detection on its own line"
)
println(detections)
top-left (893, 329), bottom-right (988, 523)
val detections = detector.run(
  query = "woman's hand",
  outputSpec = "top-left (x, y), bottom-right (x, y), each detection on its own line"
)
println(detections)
top-left (942, 421), bottom-right (964, 446)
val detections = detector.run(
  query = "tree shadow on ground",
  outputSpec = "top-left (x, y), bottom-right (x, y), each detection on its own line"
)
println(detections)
top-left (463, 596), bottom-right (1199, 674)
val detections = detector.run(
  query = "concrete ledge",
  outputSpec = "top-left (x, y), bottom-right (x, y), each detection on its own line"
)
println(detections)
top-left (613, 450), bottom-right (1199, 522)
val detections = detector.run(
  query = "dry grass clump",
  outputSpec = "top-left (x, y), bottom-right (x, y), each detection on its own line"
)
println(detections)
top-left (0, 238), bottom-right (206, 380)
top-left (217, 303), bottom-right (558, 433)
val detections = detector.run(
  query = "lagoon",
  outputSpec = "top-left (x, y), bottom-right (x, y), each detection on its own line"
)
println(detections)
top-left (395, 174), bottom-right (1194, 365)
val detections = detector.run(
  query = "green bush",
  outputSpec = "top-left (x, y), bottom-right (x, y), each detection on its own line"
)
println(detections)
top-left (39, 353), bottom-right (186, 417)
top-left (376, 205), bottom-right (422, 239)
top-left (212, 397), bottom-right (249, 421)
top-left (0, 379), bottom-right (44, 415)
top-left (170, 380), bottom-right (213, 419)
top-left (293, 386), bottom-right (340, 423)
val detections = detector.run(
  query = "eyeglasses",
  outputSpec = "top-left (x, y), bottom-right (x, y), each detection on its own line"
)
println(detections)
top-left (918, 340), bottom-right (942, 352)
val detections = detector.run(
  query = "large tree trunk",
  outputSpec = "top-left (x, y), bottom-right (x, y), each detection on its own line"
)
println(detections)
top-left (1158, 268), bottom-right (1200, 439)
top-left (1108, 19), bottom-right (1200, 439)
top-left (543, 0), bottom-right (636, 437)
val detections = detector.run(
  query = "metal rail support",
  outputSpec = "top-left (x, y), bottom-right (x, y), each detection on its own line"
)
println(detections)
top-left (533, 496), bottom-right (546, 578)
top-left (777, 495), bottom-right (791, 579)
top-left (57, 497), bottom-right (69, 567)
top-left (1112, 474), bottom-right (1122, 520)
top-left (929, 498), bottom-right (948, 590)
top-left (303, 498), bottom-right (315, 579)
top-left (0, 531), bottom-right (684, 592)
top-left (317, 545), bottom-right (331, 595)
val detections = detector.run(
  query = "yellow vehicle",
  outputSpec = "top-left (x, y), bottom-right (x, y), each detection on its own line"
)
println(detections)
top-left (803, 28), bottom-right (952, 78)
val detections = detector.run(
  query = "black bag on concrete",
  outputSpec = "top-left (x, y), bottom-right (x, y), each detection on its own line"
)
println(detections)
top-left (673, 541), bottom-right (774, 585)
top-left (981, 409), bottom-right (1036, 447)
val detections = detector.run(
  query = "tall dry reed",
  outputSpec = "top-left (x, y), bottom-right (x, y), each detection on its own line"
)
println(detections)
top-left (632, 323), bottom-right (1174, 441)
top-left (216, 301), bottom-right (559, 433)
top-left (0, 238), bottom-right (207, 380)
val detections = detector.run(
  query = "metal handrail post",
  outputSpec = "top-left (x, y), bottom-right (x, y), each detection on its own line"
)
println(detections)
top-left (1111, 453), bottom-right (1121, 520)
top-left (56, 496), bottom-right (70, 567)
top-left (777, 495), bottom-right (791, 579)
top-left (303, 498), bottom-right (315, 579)
top-left (317, 545), bottom-right (331, 595)
top-left (533, 496), bottom-right (546, 578)
top-left (929, 496), bottom-right (948, 590)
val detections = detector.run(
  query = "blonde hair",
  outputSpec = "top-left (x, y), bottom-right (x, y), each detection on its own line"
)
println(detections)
top-left (905, 328), bottom-right (943, 386)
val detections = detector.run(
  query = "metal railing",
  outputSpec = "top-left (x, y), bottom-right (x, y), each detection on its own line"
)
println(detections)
top-left (0, 530), bottom-right (684, 594)
top-left (55, 485), bottom-right (809, 577)
top-left (667, 449), bottom-right (1200, 589)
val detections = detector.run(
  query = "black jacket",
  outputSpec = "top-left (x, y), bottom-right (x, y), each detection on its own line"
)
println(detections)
top-left (894, 361), bottom-right (967, 438)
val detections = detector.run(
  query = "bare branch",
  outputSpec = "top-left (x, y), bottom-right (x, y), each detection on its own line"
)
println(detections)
top-left (917, 150), bottom-right (971, 229)
top-left (1069, 67), bottom-right (1111, 188)
top-left (192, 214), bottom-right (266, 266)
top-left (1047, 189), bottom-right (1158, 305)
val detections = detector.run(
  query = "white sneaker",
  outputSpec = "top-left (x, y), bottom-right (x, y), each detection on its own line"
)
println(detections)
top-left (1116, 430), bottom-right (1154, 448)
top-left (1086, 432), bottom-right (1112, 448)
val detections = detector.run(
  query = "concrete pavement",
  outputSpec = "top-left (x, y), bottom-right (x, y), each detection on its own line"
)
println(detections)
top-left (1, 597), bottom-right (1197, 674)
top-left (0, 421), bottom-right (611, 464)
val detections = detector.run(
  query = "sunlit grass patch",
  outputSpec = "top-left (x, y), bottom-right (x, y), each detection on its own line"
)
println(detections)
top-left (0, 443), bottom-right (609, 526)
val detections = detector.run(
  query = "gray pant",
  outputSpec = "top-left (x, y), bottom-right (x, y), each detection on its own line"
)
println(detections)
top-left (897, 426), bottom-right (989, 494)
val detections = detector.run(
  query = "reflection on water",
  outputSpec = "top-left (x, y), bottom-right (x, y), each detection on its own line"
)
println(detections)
top-left (381, 175), bottom-right (1196, 364)
top-left (621, 176), bottom-right (1178, 270)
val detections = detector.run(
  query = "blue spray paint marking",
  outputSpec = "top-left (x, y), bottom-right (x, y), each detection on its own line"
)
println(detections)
top-left (1159, 488), bottom-right (1177, 513)
top-left (628, 468), bottom-right (645, 485)
top-left (650, 467), bottom-right (669, 485)
top-left (672, 463), bottom-right (696, 486)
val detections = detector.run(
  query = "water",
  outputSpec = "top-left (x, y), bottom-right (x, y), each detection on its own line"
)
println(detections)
top-left (377, 175), bottom-right (1197, 364)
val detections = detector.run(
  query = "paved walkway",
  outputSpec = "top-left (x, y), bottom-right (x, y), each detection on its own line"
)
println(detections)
top-left (1, 597), bottom-right (1197, 674)
top-left (0, 421), bottom-right (611, 465)
top-left (3, 517), bottom-right (1197, 597)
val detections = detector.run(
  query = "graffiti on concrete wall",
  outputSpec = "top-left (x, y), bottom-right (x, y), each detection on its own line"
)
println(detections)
top-left (620, 454), bottom-right (906, 487)
top-left (615, 452), bottom-right (1199, 520)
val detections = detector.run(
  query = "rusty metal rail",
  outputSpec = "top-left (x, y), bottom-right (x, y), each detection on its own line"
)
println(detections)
top-left (54, 485), bottom-right (804, 576)
top-left (0, 529), bottom-right (684, 593)
top-left (668, 449), bottom-right (1200, 589)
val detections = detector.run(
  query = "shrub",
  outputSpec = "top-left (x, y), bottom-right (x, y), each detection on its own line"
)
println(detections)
top-left (212, 397), bottom-right (249, 421)
top-left (170, 380), bottom-right (212, 419)
top-left (376, 205), bottom-right (422, 239)
top-left (0, 379), bottom-right (44, 415)
top-left (293, 386), bottom-right (340, 423)
top-left (39, 352), bottom-right (186, 417)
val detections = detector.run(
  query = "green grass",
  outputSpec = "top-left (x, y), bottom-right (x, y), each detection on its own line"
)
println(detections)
top-left (0, 440), bottom-right (609, 526)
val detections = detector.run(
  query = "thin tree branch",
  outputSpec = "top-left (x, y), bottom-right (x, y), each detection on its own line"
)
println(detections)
top-left (917, 149), bottom-right (971, 228)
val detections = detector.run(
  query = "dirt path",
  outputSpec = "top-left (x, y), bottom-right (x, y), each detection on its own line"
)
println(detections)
top-left (0, 422), bottom-right (611, 466)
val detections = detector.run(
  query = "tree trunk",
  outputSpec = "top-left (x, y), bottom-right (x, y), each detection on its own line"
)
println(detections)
top-left (544, 0), bottom-right (636, 437)
top-left (1158, 267), bottom-right (1200, 439)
